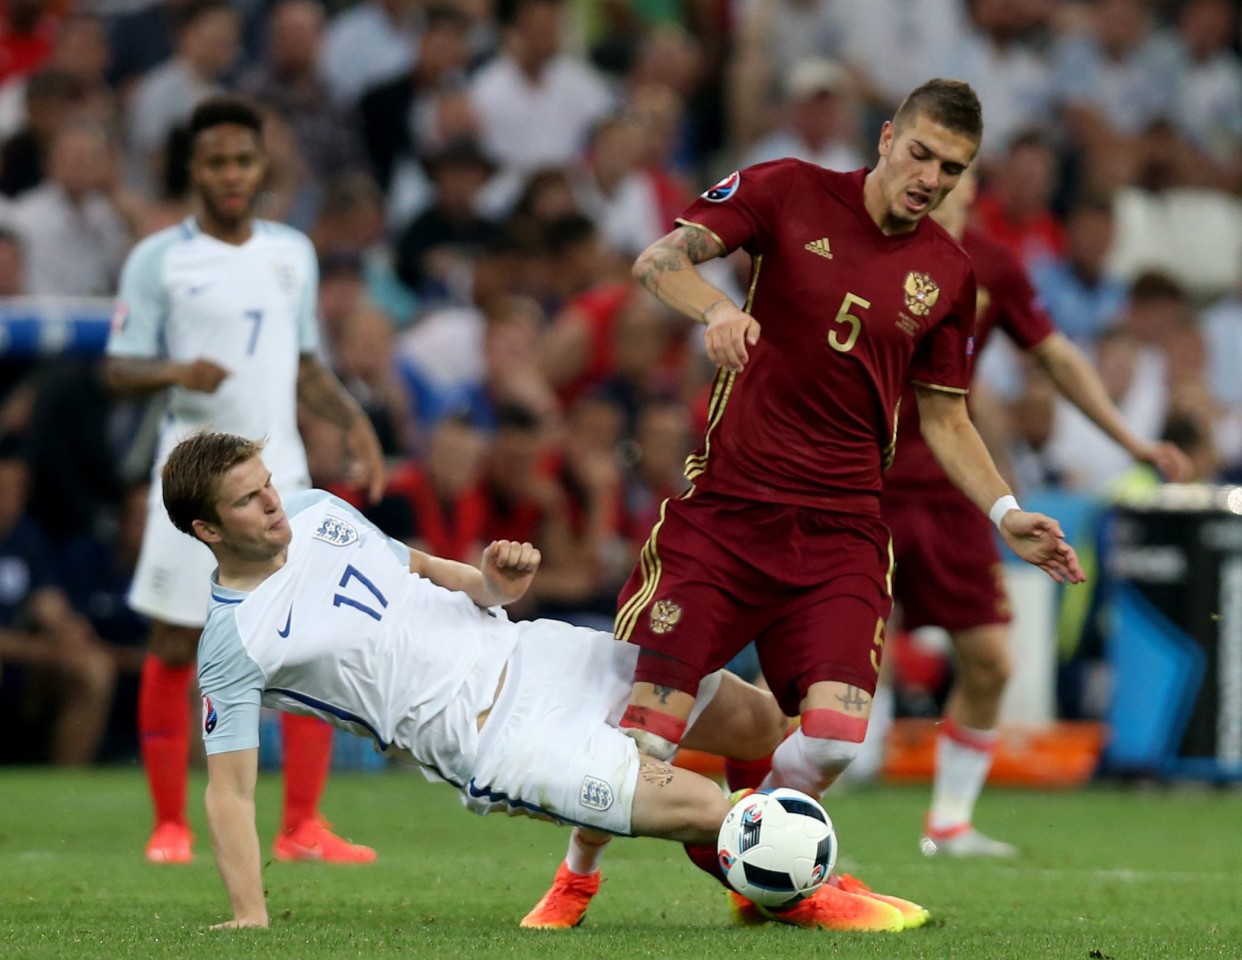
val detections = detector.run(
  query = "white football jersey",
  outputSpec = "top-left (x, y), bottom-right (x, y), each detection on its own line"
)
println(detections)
top-left (197, 490), bottom-right (517, 787)
top-left (106, 218), bottom-right (320, 486)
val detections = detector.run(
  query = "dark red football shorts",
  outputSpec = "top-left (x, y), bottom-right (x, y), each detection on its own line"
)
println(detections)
top-left (883, 489), bottom-right (1011, 633)
top-left (616, 490), bottom-right (893, 716)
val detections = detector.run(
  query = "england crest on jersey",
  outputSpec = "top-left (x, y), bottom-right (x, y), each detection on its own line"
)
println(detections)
top-left (274, 263), bottom-right (297, 294)
top-left (703, 170), bottom-right (740, 202)
top-left (314, 514), bottom-right (358, 546)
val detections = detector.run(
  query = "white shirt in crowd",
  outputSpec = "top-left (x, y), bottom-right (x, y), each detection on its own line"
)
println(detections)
top-left (13, 184), bottom-right (130, 296)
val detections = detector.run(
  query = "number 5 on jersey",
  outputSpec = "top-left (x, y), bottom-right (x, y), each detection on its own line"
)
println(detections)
top-left (829, 293), bottom-right (870, 353)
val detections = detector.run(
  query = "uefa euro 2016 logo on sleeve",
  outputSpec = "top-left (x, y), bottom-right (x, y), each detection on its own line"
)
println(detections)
top-left (703, 171), bottom-right (740, 202)
top-left (202, 696), bottom-right (217, 735)
top-left (314, 515), bottom-right (358, 546)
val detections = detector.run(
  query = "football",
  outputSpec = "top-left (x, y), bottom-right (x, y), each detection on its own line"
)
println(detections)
top-left (716, 788), bottom-right (837, 907)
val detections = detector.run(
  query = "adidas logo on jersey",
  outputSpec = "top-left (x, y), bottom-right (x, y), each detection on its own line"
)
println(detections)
top-left (804, 238), bottom-right (833, 259)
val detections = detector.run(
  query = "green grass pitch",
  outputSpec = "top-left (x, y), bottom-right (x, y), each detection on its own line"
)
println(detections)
top-left (2, 767), bottom-right (1241, 959)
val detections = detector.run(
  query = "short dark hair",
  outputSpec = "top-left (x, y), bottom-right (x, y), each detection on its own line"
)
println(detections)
top-left (497, 0), bottom-right (560, 27)
top-left (424, 3), bottom-right (472, 32)
top-left (494, 403), bottom-right (542, 433)
top-left (188, 95), bottom-right (264, 148)
top-left (162, 432), bottom-right (267, 537)
top-left (1007, 128), bottom-right (1056, 157)
top-left (1129, 270), bottom-right (1184, 306)
top-left (1161, 413), bottom-right (1207, 454)
top-left (1068, 192), bottom-right (1114, 218)
top-left (25, 69), bottom-right (85, 104)
top-left (543, 213), bottom-right (596, 256)
top-left (893, 78), bottom-right (983, 142)
top-left (177, 0), bottom-right (237, 32)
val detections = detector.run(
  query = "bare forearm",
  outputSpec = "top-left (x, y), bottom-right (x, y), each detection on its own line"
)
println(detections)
top-left (296, 357), bottom-right (365, 430)
top-left (921, 407), bottom-right (1012, 515)
top-left (632, 227), bottom-right (730, 324)
top-left (104, 357), bottom-right (183, 396)
top-left (413, 553), bottom-right (505, 607)
top-left (1035, 335), bottom-right (1142, 458)
top-left (205, 785), bottom-right (267, 924)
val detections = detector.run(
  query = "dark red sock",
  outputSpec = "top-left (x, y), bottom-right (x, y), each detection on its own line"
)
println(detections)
top-left (138, 653), bottom-right (193, 827)
top-left (725, 755), bottom-right (773, 791)
top-left (280, 713), bottom-right (334, 832)
top-left (684, 843), bottom-right (731, 891)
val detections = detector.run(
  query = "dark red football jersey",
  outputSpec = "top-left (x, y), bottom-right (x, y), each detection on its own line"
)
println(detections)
top-left (677, 162), bottom-right (977, 514)
top-left (885, 226), bottom-right (1056, 494)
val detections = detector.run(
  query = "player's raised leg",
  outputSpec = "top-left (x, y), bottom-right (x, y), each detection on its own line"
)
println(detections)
top-left (523, 671), bottom-right (788, 929)
top-left (922, 623), bottom-right (1018, 858)
top-left (140, 621), bottom-right (200, 864)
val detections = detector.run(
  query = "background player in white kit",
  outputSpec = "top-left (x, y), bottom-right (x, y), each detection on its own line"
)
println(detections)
top-left (161, 431), bottom-right (790, 929)
top-left (105, 97), bottom-right (385, 865)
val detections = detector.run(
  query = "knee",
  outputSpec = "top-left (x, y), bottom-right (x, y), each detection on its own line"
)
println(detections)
top-left (61, 647), bottom-right (117, 698)
top-left (735, 690), bottom-right (788, 760)
top-left (801, 734), bottom-right (863, 779)
top-left (81, 648), bottom-right (117, 697)
top-left (149, 623), bottom-right (200, 667)
top-left (959, 646), bottom-right (1011, 696)
top-left (687, 787), bottom-right (732, 843)
top-left (623, 725), bottom-right (680, 761)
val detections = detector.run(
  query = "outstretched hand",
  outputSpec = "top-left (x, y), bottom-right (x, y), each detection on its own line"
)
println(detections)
top-left (1138, 440), bottom-right (1194, 483)
top-left (480, 540), bottom-right (542, 605)
top-left (999, 510), bottom-right (1086, 584)
top-left (346, 416), bottom-right (386, 504)
top-left (704, 303), bottom-right (761, 373)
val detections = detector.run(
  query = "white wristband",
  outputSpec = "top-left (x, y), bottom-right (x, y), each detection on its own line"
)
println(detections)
top-left (989, 495), bottom-right (1020, 529)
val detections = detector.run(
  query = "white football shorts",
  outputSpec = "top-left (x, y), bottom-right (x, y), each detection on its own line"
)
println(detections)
top-left (462, 618), bottom-right (722, 835)
top-left (128, 480), bottom-right (218, 628)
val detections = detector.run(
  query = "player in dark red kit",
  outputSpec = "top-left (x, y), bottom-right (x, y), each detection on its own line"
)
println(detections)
top-left (522, 79), bottom-right (1083, 933)
top-left (884, 171), bottom-right (1191, 858)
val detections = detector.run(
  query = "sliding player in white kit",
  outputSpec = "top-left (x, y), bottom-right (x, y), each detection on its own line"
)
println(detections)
top-left (161, 431), bottom-right (789, 929)
top-left (105, 97), bottom-right (385, 865)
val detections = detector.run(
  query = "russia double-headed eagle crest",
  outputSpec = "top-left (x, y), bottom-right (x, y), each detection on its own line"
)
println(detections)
top-left (903, 271), bottom-right (940, 316)
top-left (649, 599), bottom-right (683, 635)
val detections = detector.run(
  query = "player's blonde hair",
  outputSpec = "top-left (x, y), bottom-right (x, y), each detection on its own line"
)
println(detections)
top-left (162, 431), bottom-right (266, 538)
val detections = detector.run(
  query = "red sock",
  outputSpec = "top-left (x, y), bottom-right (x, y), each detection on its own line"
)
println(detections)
top-left (280, 713), bottom-right (334, 832)
top-left (138, 653), bottom-right (193, 827)
top-left (725, 755), bottom-right (773, 792)
top-left (684, 843), bottom-right (731, 891)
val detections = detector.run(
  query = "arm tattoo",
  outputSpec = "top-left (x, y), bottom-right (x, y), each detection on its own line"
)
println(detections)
top-left (835, 687), bottom-right (871, 713)
top-left (635, 226), bottom-right (725, 296)
top-left (680, 225), bottom-right (722, 265)
top-left (296, 356), bottom-right (362, 429)
top-left (639, 760), bottom-right (675, 789)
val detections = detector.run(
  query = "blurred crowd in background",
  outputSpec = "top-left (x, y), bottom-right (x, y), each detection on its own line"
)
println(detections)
top-left (2, 0), bottom-right (1242, 765)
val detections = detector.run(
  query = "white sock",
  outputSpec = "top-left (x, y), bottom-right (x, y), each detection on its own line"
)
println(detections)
top-left (927, 722), bottom-right (998, 833)
top-left (760, 728), bottom-right (833, 796)
top-left (564, 828), bottom-right (610, 875)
